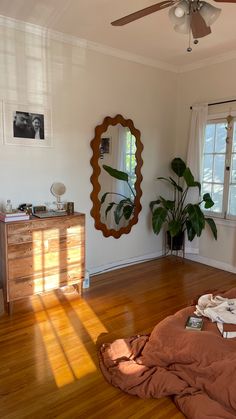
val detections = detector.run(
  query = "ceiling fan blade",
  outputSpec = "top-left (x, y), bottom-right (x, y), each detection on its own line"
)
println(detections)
top-left (111, 1), bottom-right (175, 26)
top-left (191, 11), bottom-right (211, 38)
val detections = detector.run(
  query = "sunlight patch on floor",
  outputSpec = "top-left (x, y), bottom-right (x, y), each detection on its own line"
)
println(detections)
top-left (31, 294), bottom-right (98, 388)
top-left (67, 296), bottom-right (108, 343)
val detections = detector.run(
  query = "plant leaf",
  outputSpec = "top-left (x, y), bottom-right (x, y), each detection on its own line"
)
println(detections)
top-left (103, 165), bottom-right (128, 182)
top-left (101, 192), bottom-right (110, 204)
top-left (183, 168), bottom-right (201, 193)
top-left (152, 207), bottom-right (168, 235)
top-left (205, 217), bottom-right (217, 240)
top-left (171, 158), bottom-right (186, 177)
top-left (114, 201), bottom-right (125, 225)
top-left (159, 196), bottom-right (175, 210)
top-left (168, 220), bottom-right (182, 237)
top-left (157, 176), bottom-right (183, 192)
top-left (105, 202), bottom-right (116, 218)
top-left (203, 193), bottom-right (214, 209)
top-left (157, 176), bottom-right (169, 181)
top-left (186, 220), bottom-right (196, 241)
top-left (149, 199), bottom-right (161, 212)
top-left (123, 205), bottom-right (133, 220)
top-left (186, 204), bottom-right (205, 236)
top-left (169, 177), bottom-right (183, 192)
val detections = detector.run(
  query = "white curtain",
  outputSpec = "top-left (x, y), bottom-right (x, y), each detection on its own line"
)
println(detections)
top-left (116, 126), bottom-right (128, 195)
top-left (185, 103), bottom-right (208, 254)
top-left (113, 126), bottom-right (129, 228)
top-left (106, 126), bottom-right (129, 230)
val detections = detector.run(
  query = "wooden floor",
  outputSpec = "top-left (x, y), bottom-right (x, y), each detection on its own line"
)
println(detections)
top-left (1, 256), bottom-right (236, 419)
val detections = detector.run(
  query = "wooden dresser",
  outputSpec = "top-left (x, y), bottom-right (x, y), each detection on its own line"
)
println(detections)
top-left (0, 212), bottom-right (85, 313)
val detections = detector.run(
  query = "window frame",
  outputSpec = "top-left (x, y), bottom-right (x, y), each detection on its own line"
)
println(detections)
top-left (125, 130), bottom-right (137, 198)
top-left (202, 112), bottom-right (236, 221)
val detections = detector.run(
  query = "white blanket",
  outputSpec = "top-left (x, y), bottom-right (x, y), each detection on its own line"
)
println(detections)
top-left (194, 294), bottom-right (236, 324)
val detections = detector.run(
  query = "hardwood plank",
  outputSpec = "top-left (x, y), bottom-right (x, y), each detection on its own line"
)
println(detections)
top-left (0, 256), bottom-right (235, 418)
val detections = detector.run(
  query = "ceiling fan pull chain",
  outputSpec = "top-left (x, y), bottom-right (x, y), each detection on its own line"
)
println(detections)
top-left (187, 24), bottom-right (192, 52)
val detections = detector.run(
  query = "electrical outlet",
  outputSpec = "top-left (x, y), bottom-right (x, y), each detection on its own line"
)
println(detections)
top-left (83, 270), bottom-right (90, 289)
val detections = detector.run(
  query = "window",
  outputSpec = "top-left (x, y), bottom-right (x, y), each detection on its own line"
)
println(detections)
top-left (202, 115), bottom-right (236, 219)
top-left (125, 130), bottom-right (137, 198)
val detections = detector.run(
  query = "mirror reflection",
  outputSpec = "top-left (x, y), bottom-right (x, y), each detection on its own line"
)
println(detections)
top-left (90, 114), bottom-right (143, 239)
top-left (99, 124), bottom-right (137, 230)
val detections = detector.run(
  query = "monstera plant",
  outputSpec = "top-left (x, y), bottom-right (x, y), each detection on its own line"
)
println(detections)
top-left (101, 164), bottom-right (135, 225)
top-left (150, 157), bottom-right (217, 249)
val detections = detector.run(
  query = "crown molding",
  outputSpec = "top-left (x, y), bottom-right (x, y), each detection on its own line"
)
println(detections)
top-left (177, 49), bottom-right (236, 73)
top-left (1, 14), bottom-right (236, 74)
top-left (0, 14), bottom-right (177, 73)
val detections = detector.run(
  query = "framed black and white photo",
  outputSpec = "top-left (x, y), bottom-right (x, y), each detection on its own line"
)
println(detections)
top-left (3, 102), bottom-right (52, 147)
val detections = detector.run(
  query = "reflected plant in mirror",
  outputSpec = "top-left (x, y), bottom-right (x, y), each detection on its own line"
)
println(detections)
top-left (101, 164), bottom-right (136, 226)
top-left (90, 114), bottom-right (143, 238)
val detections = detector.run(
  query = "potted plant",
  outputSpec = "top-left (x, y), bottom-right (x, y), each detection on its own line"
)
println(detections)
top-left (101, 165), bottom-right (135, 225)
top-left (150, 157), bottom-right (217, 250)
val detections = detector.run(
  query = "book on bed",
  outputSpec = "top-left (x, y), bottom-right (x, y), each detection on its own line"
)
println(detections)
top-left (217, 322), bottom-right (236, 338)
top-left (185, 316), bottom-right (203, 331)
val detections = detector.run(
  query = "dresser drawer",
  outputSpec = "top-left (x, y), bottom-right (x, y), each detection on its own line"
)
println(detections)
top-left (8, 235), bottom-right (83, 259)
top-left (8, 267), bottom-right (84, 300)
top-left (7, 215), bottom-right (84, 233)
top-left (7, 221), bottom-right (84, 245)
top-left (8, 248), bottom-right (83, 280)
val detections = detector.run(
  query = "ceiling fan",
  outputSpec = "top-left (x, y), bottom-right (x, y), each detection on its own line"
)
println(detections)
top-left (111, 0), bottom-right (234, 51)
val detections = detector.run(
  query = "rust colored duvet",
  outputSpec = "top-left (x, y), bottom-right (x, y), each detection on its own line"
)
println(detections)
top-left (99, 288), bottom-right (236, 419)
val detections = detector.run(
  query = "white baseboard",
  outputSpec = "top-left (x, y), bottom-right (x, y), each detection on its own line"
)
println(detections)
top-left (89, 251), bottom-right (163, 276)
top-left (185, 247), bottom-right (199, 255)
top-left (185, 254), bottom-right (236, 274)
top-left (88, 251), bottom-right (236, 278)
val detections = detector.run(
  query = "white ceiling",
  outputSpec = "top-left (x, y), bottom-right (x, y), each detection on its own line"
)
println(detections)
top-left (0, 0), bottom-right (235, 71)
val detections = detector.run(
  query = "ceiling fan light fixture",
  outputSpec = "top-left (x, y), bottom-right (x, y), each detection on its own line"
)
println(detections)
top-left (174, 6), bottom-right (185, 17)
top-left (169, 1), bottom-right (190, 32)
top-left (174, 15), bottom-right (191, 34)
top-left (199, 2), bottom-right (221, 26)
top-left (168, 5), bottom-right (185, 25)
top-left (170, 0), bottom-right (189, 19)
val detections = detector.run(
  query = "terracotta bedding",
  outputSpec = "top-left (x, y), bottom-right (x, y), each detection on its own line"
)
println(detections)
top-left (99, 288), bottom-right (236, 419)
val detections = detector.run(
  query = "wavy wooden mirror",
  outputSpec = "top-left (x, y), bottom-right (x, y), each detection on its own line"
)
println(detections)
top-left (90, 114), bottom-right (143, 238)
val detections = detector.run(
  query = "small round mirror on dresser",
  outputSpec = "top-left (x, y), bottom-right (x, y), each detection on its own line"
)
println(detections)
top-left (50, 182), bottom-right (66, 211)
top-left (90, 114), bottom-right (143, 238)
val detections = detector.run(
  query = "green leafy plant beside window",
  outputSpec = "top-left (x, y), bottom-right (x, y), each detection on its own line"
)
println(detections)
top-left (101, 165), bottom-right (135, 225)
top-left (149, 157), bottom-right (217, 246)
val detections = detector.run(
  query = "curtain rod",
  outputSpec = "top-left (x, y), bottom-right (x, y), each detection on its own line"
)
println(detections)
top-left (190, 99), bottom-right (236, 110)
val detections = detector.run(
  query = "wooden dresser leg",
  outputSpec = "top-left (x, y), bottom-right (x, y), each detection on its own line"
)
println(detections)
top-left (78, 281), bottom-right (83, 296)
top-left (73, 282), bottom-right (83, 296)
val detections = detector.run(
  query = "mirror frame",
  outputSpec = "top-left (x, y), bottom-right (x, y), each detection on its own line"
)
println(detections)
top-left (90, 114), bottom-right (143, 238)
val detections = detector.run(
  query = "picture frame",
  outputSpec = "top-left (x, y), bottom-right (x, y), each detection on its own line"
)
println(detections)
top-left (100, 137), bottom-right (111, 158)
top-left (3, 102), bottom-right (52, 147)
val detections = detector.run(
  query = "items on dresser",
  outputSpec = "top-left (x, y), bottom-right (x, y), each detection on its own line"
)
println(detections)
top-left (18, 203), bottom-right (33, 214)
top-left (0, 212), bottom-right (85, 314)
top-left (0, 210), bottom-right (30, 222)
top-left (34, 211), bottom-right (67, 218)
top-left (5, 199), bottom-right (12, 212)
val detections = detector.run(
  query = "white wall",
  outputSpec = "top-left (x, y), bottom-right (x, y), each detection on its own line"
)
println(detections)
top-left (176, 59), bottom-right (236, 271)
top-left (0, 25), bottom-right (178, 274)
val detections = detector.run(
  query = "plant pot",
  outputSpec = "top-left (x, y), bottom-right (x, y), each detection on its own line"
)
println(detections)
top-left (167, 231), bottom-right (184, 251)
